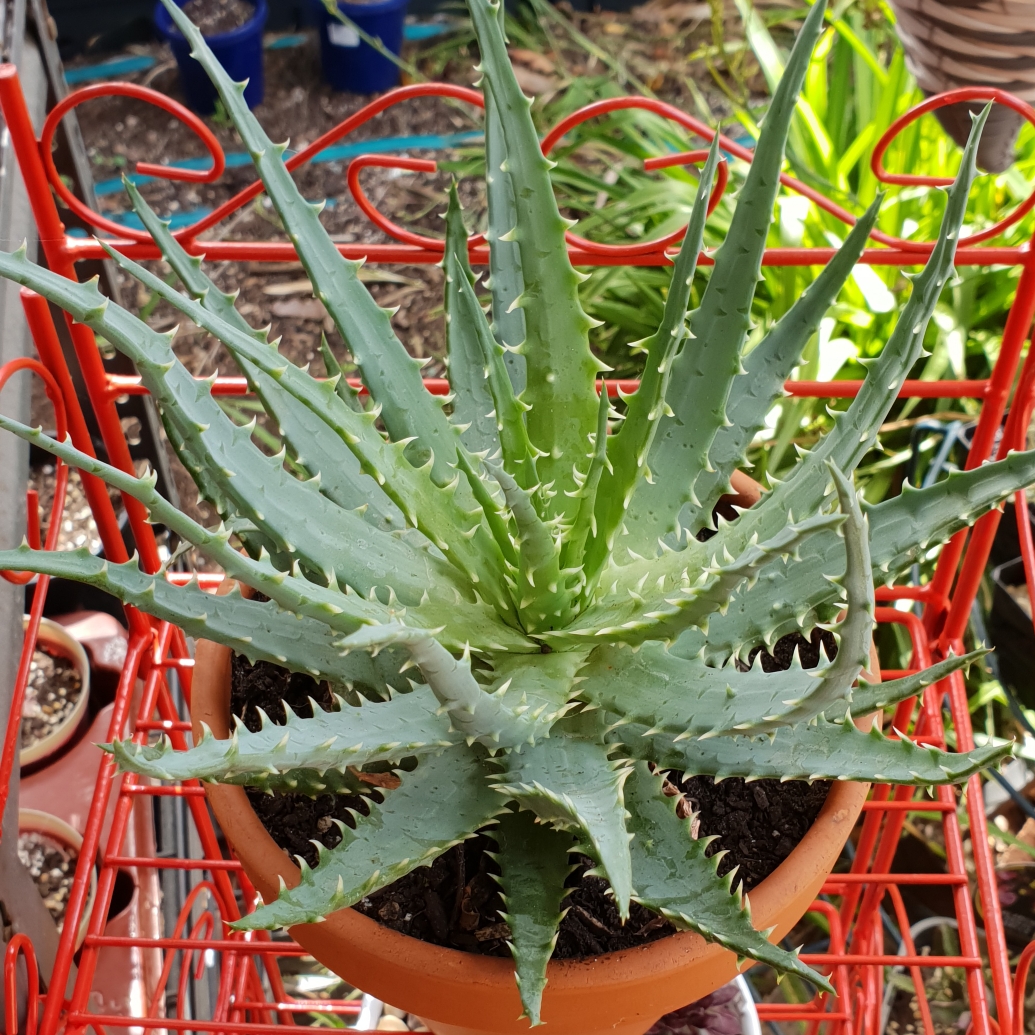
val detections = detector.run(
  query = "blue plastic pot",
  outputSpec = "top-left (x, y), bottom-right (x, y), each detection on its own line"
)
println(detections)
top-left (311, 0), bottom-right (408, 94)
top-left (155, 0), bottom-right (268, 114)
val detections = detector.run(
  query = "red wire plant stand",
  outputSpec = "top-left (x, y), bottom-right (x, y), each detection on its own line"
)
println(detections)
top-left (0, 56), bottom-right (1034, 1035)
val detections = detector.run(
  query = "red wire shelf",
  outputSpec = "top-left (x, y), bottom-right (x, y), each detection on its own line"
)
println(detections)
top-left (2, 61), bottom-right (1035, 1035)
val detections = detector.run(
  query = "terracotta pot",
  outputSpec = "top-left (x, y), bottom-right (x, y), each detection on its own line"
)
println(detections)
top-left (194, 472), bottom-right (874, 1035)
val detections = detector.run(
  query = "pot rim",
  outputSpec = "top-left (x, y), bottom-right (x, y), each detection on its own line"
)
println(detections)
top-left (154, 0), bottom-right (269, 45)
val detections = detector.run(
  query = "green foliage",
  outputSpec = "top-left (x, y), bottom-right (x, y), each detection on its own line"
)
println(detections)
top-left (0, 2), bottom-right (1028, 1026)
top-left (523, 0), bottom-right (1034, 499)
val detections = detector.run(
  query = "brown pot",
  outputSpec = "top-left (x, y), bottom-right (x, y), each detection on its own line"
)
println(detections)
top-left (194, 472), bottom-right (874, 1035)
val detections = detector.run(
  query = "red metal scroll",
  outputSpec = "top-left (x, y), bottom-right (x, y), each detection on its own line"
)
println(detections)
top-left (1, 63), bottom-right (1035, 1035)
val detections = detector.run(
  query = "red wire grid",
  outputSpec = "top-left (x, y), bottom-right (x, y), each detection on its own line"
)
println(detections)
top-left (0, 62), bottom-right (1034, 1035)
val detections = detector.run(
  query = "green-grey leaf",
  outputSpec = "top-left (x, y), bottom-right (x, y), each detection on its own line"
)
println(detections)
top-left (485, 0), bottom-right (526, 393)
top-left (628, 0), bottom-right (829, 553)
top-left (158, 0), bottom-right (474, 496)
top-left (466, 0), bottom-right (605, 523)
top-left (546, 512), bottom-right (842, 649)
top-left (615, 716), bottom-right (1012, 783)
top-left (690, 196), bottom-right (883, 535)
top-left (232, 748), bottom-right (504, 929)
top-left (625, 762), bottom-right (833, 992)
top-left (0, 546), bottom-right (405, 686)
top-left (444, 185), bottom-right (503, 458)
top-left (493, 724), bottom-right (633, 918)
top-left (492, 810), bottom-right (574, 1025)
top-left (849, 650), bottom-right (989, 717)
top-left (110, 683), bottom-right (460, 784)
top-left (583, 136), bottom-right (720, 580)
top-left (578, 642), bottom-right (823, 738)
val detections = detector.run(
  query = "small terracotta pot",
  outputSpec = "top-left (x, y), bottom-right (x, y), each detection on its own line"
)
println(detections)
top-left (18, 809), bottom-right (97, 950)
top-left (20, 616), bottom-right (91, 769)
top-left (193, 472), bottom-right (874, 1035)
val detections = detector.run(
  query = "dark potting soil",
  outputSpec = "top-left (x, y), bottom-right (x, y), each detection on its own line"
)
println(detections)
top-left (181, 0), bottom-right (254, 35)
top-left (229, 629), bottom-right (832, 958)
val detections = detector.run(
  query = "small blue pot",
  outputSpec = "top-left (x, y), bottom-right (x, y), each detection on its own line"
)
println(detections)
top-left (311, 0), bottom-right (408, 94)
top-left (155, 0), bottom-right (268, 115)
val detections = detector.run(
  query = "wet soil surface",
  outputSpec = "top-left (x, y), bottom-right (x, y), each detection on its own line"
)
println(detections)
top-left (18, 830), bottom-right (78, 927)
top-left (21, 648), bottom-right (83, 752)
top-left (181, 0), bottom-right (255, 35)
top-left (229, 629), bottom-right (831, 959)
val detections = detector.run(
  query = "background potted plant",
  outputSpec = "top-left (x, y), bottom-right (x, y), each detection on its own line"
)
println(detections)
top-left (18, 615), bottom-right (90, 770)
top-left (17, 809), bottom-right (97, 951)
top-left (311, 0), bottom-right (408, 94)
top-left (154, 0), bottom-right (268, 113)
top-left (0, 1), bottom-right (1028, 1032)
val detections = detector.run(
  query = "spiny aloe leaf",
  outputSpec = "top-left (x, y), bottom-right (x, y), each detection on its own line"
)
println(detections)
top-left (669, 531), bottom-right (842, 666)
top-left (689, 196), bottom-right (883, 536)
top-left (0, 247), bottom-right (441, 605)
top-left (546, 512), bottom-right (843, 649)
top-left (680, 447), bottom-right (1035, 666)
top-left (617, 715), bottom-right (1012, 783)
top-left (622, 102), bottom-right (990, 616)
top-left (578, 642), bottom-right (825, 739)
top-left (491, 810), bottom-right (575, 1025)
top-left (0, 545), bottom-right (406, 685)
top-left (866, 451), bottom-right (1035, 580)
top-left (705, 103), bottom-right (991, 569)
top-left (764, 463), bottom-right (873, 728)
top-left (444, 184), bottom-right (503, 458)
top-left (246, 361), bottom-right (407, 534)
top-left (492, 719), bottom-right (633, 917)
top-left (0, 416), bottom-right (401, 629)
top-left (625, 763), bottom-right (833, 992)
top-left (466, 0), bottom-right (607, 525)
top-left (455, 449), bottom-right (520, 568)
top-left (110, 683), bottom-right (460, 783)
top-left (0, 416), bottom-right (532, 653)
top-left (159, 0), bottom-right (475, 499)
top-left (232, 749), bottom-right (504, 929)
top-left (121, 187), bottom-right (249, 530)
top-left (319, 337), bottom-right (364, 411)
top-left (484, 0), bottom-right (526, 394)
top-left (488, 649), bottom-right (588, 743)
top-left (848, 649), bottom-right (989, 717)
top-left (100, 242), bottom-right (516, 620)
top-left (122, 178), bottom-right (406, 533)
top-left (562, 387), bottom-right (611, 576)
top-left (452, 253), bottom-right (539, 491)
top-left (488, 462), bottom-right (572, 633)
top-left (245, 765), bottom-right (369, 798)
top-left (582, 136), bottom-right (720, 581)
top-left (626, 0), bottom-right (829, 555)
top-left (337, 623), bottom-right (559, 748)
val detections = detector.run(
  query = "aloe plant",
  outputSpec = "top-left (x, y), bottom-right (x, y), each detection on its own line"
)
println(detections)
top-left (0, 0), bottom-right (1028, 1022)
